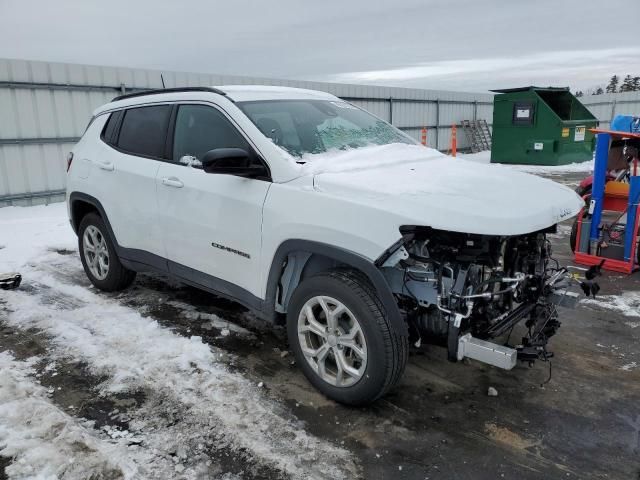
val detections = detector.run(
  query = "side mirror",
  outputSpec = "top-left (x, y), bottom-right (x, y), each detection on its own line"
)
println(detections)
top-left (200, 148), bottom-right (267, 178)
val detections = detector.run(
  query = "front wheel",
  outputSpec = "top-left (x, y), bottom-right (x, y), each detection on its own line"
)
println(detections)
top-left (287, 270), bottom-right (407, 405)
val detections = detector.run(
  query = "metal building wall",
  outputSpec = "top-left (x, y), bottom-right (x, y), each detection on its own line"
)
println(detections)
top-left (581, 91), bottom-right (640, 129)
top-left (0, 58), bottom-right (494, 206)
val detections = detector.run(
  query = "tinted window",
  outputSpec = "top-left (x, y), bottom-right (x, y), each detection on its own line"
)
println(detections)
top-left (117, 105), bottom-right (172, 158)
top-left (173, 105), bottom-right (250, 161)
top-left (100, 111), bottom-right (121, 144)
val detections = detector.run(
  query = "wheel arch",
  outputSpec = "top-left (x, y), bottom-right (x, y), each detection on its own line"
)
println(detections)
top-left (263, 239), bottom-right (407, 337)
top-left (69, 192), bottom-right (119, 246)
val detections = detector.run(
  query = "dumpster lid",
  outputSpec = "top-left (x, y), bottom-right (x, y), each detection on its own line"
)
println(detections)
top-left (490, 86), bottom-right (570, 93)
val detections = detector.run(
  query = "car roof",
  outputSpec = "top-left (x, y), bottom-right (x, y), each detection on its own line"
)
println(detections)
top-left (94, 84), bottom-right (339, 115)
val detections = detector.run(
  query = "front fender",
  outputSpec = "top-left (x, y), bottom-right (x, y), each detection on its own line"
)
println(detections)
top-left (262, 239), bottom-right (407, 337)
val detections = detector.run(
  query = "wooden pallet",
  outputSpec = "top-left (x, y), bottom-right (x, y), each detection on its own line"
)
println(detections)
top-left (461, 119), bottom-right (492, 153)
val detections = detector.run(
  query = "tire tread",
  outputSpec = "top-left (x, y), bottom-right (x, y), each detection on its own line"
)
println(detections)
top-left (323, 269), bottom-right (408, 403)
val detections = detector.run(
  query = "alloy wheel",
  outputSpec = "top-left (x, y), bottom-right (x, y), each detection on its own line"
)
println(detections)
top-left (297, 295), bottom-right (367, 387)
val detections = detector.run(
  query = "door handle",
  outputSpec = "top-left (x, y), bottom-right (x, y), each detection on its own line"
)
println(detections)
top-left (161, 177), bottom-right (184, 188)
top-left (96, 160), bottom-right (114, 171)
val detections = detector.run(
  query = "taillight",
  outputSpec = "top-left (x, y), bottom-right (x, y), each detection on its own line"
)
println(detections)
top-left (66, 152), bottom-right (74, 172)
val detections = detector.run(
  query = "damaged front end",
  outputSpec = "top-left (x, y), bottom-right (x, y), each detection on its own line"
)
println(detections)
top-left (377, 226), bottom-right (580, 370)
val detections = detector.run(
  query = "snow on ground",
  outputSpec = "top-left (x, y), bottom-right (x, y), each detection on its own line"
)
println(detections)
top-left (0, 352), bottom-right (141, 479)
top-left (621, 362), bottom-right (638, 372)
top-left (166, 299), bottom-right (254, 336)
top-left (582, 291), bottom-right (640, 319)
top-left (459, 150), bottom-right (594, 174)
top-left (0, 204), bottom-right (356, 479)
top-left (0, 203), bottom-right (74, 271)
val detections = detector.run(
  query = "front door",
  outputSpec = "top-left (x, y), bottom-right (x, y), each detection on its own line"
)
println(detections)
top-left (156, 104), bottom-right (271, 300)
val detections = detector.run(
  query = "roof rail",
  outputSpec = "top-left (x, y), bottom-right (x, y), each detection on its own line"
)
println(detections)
top-left (112, 86), bottom-right (227, 102)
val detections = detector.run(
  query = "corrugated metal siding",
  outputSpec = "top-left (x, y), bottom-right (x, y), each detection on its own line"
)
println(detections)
top-left (0, 58), bottom-right (497, 206)
top-left (581, 92), bottom-right (640, 129)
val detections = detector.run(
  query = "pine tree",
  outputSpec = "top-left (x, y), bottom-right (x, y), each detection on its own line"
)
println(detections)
top-left (632, 77), bottom-right (640, 91)
top-left (620, 74), bottom-right (634, 92)
top-left (593, 87), bottom-right (604, 95)
top-left (575, 90), bottom-right (583, 97)
top-left (606, 75), bottom-right (619, 93)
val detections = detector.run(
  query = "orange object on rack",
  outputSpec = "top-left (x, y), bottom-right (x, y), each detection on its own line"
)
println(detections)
top-left (421, 127), bottom-right (427, 146)
top-left (605, 181), bottom-right (630, 196)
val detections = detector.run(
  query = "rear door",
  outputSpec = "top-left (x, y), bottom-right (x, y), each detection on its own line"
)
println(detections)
top-left (156, 103), bottom-right (271, 299)
top-left (97, 104), bottom-right (172, 261)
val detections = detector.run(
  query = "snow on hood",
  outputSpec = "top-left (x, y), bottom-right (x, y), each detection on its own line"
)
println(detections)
top-left (307, 144), bottom-right (585, 236)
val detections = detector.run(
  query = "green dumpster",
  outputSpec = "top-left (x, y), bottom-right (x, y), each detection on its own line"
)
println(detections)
top-left (490, 86), bottom-right (597, 166)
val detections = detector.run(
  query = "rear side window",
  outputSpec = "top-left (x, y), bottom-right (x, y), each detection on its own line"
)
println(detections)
top-left (100, 112), bottom-right (121, 144)
top-left (117, 105), bottom-right (172, 158)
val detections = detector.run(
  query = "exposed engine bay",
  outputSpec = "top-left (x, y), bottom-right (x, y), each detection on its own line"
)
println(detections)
top-left (378, 226), bottom-right (585, 370)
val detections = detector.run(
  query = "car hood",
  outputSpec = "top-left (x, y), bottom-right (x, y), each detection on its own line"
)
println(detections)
top-left (306, 144), bottom-right (584, 236)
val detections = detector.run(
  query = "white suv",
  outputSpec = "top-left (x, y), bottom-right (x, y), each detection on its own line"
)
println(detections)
top-left (67, 86), bottom-right (583, 405)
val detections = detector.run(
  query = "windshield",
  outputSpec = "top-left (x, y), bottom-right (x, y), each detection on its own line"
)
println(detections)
top-left (237, 99), bottom-right (415, 158)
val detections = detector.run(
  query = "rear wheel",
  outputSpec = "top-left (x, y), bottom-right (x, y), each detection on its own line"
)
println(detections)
top-left (570, 218), bottom-right (579, 253)
top-left (570, 194), bottom-right (590, 253)
top-left (78, 213), bottom-right (136, 291)
top-left (575, 185), bottom-right (592, 198)
top-left (287, 270), bottom-right (407, 405)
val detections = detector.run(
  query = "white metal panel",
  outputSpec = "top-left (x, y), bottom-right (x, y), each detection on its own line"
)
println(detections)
top-left (1, 58), bottom-right (502, 205)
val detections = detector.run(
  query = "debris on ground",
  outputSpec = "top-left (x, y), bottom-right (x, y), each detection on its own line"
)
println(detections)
top-left (488, 387), bottom-right (499, 397)
top-left (0, 272), bottom-right (22, 290)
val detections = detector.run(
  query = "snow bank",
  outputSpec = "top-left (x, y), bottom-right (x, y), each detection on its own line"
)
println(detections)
top-left (0, 352), bottom-right (135, 479)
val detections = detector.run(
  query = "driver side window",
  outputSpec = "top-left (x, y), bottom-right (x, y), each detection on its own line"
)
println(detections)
top-left (172, 105), bottom-right (250, 163)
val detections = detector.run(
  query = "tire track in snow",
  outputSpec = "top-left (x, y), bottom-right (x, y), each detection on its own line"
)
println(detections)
top-left (2, 257), bottom-right (358, 479)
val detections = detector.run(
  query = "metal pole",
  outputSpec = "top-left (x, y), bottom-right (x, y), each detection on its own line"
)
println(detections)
top-left (120, 83), bottom-right (126, 95)
top-left (589, 133), bottom-right (611, 244)
top-left (624, 176), bottom-right (640, 261)
top-left (435, 99), bottom-right (440, 150)
top-left (473, 101), bottom-right (478, 122)
top-left (389, 97), bottom-right (393, 125)
top-left (610, 99), bottom-right (617, 127)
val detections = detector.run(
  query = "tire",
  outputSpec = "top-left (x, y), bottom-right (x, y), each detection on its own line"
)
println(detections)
top-left (78, 212), bottom-right (136, 291)
top-left (287, 270), bottom-right (408, 406)
top-left (569, 218), bottom-right (578, 253)
top-left (570, 196), bottom-right (589, 253)
top-left (575, 185), bottom-right (592, 198)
